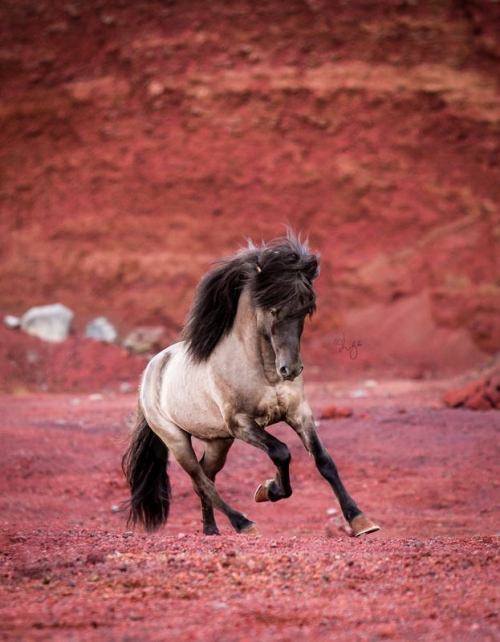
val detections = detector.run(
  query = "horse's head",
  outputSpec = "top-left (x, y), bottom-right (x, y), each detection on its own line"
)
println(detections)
top-left (257, 304), bottom-right (309, 381)
top-left (184, 231), bottom-right (319, 378)
top-left (252, 235), bottom-right (319, 382)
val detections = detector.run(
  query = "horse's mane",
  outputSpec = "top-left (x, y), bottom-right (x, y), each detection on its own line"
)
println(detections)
top-left (183, 232), bottom-right (320, 362)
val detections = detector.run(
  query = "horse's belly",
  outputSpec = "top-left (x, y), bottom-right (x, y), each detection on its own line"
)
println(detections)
top-left (168, 403), bottom-right (229, 440)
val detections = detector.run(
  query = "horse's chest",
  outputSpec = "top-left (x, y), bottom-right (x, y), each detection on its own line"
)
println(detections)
top-left (254, 386), bottom-right (293, 426)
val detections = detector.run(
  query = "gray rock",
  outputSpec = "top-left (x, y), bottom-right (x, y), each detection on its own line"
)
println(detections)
top-left (85, 317), bottom-right (117, 343)
top-left (21, 303), bottom-right (73, 343)
top-left (4, 314), bottom-right (21, 329)
top-left (123, 326), bottom-right (166, 353)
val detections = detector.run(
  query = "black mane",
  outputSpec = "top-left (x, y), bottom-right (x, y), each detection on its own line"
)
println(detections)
top-left (183, 233), bottom-right (319, 362)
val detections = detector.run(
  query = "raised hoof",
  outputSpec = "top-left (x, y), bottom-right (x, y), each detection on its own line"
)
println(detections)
top-left (349, 513), bottom-right (380, 537)
top-left (254, 479), bottom-right (273, 503)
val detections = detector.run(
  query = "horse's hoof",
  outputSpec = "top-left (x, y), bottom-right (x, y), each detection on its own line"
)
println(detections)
top-left (254, 479), bottom-right (273, 503)
top-left (349, 513), bottom-right (380, 537)
top-left (203, 527), bottom-right (220, 536)
top-left (240, 522), bottom-right (260, 536)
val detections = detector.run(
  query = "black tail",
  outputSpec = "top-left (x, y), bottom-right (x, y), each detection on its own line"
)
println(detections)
top-left (122, 407), bottom-right (171, 531)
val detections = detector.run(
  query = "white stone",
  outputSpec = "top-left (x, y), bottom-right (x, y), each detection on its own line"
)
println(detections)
top-left (349, 388), bottom-right (368, 398)
top-left (21, 303), bottom-right (74, 342)
top-left (85, 317), bottom-right (117, 343)
top-left (3, 314), bottom-right (21, 329)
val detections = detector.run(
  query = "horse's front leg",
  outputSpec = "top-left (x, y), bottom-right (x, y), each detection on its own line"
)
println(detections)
top-left (287, 403), bottom-right (380, 537)
top-left (230, 416), bottom-right (292, 502)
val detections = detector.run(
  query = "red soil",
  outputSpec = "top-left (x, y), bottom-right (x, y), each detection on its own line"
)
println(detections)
top-left (0, 324), bottom-right (147, 394)
top-left (1, 0), bottom-right (499, 379)
top-left (1, 384), bottom-right (498, 641)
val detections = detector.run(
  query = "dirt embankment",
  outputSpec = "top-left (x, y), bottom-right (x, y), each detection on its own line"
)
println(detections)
top-left (1, 0), bottom-right (499, 381)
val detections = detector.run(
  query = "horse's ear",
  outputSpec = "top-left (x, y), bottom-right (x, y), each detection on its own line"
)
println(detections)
top-left (183, 256), bottom-right (248, 361)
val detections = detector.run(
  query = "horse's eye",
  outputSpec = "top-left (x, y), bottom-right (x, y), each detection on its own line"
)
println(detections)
top-left (270, 308), bottom-right (278, 317)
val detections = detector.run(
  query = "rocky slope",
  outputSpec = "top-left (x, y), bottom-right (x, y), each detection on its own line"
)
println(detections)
top-left (1, 0), bottom-right (499, 377)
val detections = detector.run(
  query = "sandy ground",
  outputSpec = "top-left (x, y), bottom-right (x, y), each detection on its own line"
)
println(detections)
top-left (0, 381), bottom-right (498, 641)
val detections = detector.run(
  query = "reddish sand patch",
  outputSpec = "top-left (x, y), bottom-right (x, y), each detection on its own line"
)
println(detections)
top-left (0, 385), bottom-right (498, 641)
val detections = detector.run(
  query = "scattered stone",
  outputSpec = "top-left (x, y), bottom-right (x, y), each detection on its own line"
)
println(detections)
top-left (101, 14), bottom-right (116, 25)
top-left (47, 21), bottom-right (68, 34)
top-left (86, 552), bottom-right (105, 564)
top-left (119, 382), bottom-right (133, 393)
top-left (21, 303), bottom-right (73, 343)
top-left (443, 380), bottom-right (482, 408)
top-left (123, 326), bottom-right (166, 353)
top-left (465, 392), bottom-right (493, 411)
top-left (319, 405), bottom-right (353, 419)
top-left (64, 4), bottom-right (81, 18)
top-left (148, 80), bottom-right (164, 97)
top-left (324, 515), bottom-right (352, 537)
top-left (3, 314), bottom-right (21, 329)
top-left (349, 389), bottom-right (368, 398)
top-left (66, 77), bottom-right (130, 104)
top-left (443, 371), bottom-right (499, 411)
top-left (26, 350), bottom-right (40, 364)
top-left (485, 375), bottom-right (500, 407)
top-left (84, 317), bottom-right (118, 343)
top-left (210, 601), bottom-right (228, 610)
top-left (88, 393), bottom-right (103, 401)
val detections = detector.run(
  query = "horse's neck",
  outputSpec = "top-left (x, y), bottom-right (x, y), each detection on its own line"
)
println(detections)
top-left (233, 289), bottom-right (280, 384)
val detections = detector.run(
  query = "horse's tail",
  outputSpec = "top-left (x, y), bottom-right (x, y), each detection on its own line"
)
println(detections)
top-left (122, 405), bottom-right (171, 531)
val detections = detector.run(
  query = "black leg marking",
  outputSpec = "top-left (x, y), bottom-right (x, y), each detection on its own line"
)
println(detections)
top-left (309, 434), bottom-right (361, 522)
top-left (232, 421), bottom-right (292, 502)
top-left (288, 417), bottom-right (362, 523)
top-left (198, 438), bottom-right (234, 535)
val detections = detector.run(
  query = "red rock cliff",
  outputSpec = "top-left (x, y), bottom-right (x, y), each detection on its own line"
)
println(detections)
top-left (1, 0), bottom-right (499, 376)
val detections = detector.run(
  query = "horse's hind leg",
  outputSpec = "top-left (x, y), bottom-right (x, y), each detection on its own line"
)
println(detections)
top-left (164, 429), bottom-right (254, 534)
top-left (198, 437), bottom-right (234, 535)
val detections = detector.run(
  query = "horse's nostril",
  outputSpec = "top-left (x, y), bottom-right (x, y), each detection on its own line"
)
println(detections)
top-left (280, 366), bottom-right (290, 377)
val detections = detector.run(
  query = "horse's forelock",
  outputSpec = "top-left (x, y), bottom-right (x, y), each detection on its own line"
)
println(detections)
top-left (252, 236), bottom-right (319, 312)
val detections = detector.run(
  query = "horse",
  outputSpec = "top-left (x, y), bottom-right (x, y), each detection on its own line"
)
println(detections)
top-left (122, 233), bottom-right (379, 537)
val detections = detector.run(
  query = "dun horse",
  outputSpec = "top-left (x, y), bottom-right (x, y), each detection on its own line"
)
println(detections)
top-left (123, 234), bottom-right (379, 537)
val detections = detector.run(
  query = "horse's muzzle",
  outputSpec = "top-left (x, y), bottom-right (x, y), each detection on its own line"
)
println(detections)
top-left (279, 364), bottom-right (304, 381)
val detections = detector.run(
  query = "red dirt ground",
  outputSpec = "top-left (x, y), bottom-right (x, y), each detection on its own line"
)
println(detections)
top-left (1, 382), bottom-right (498, 641)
